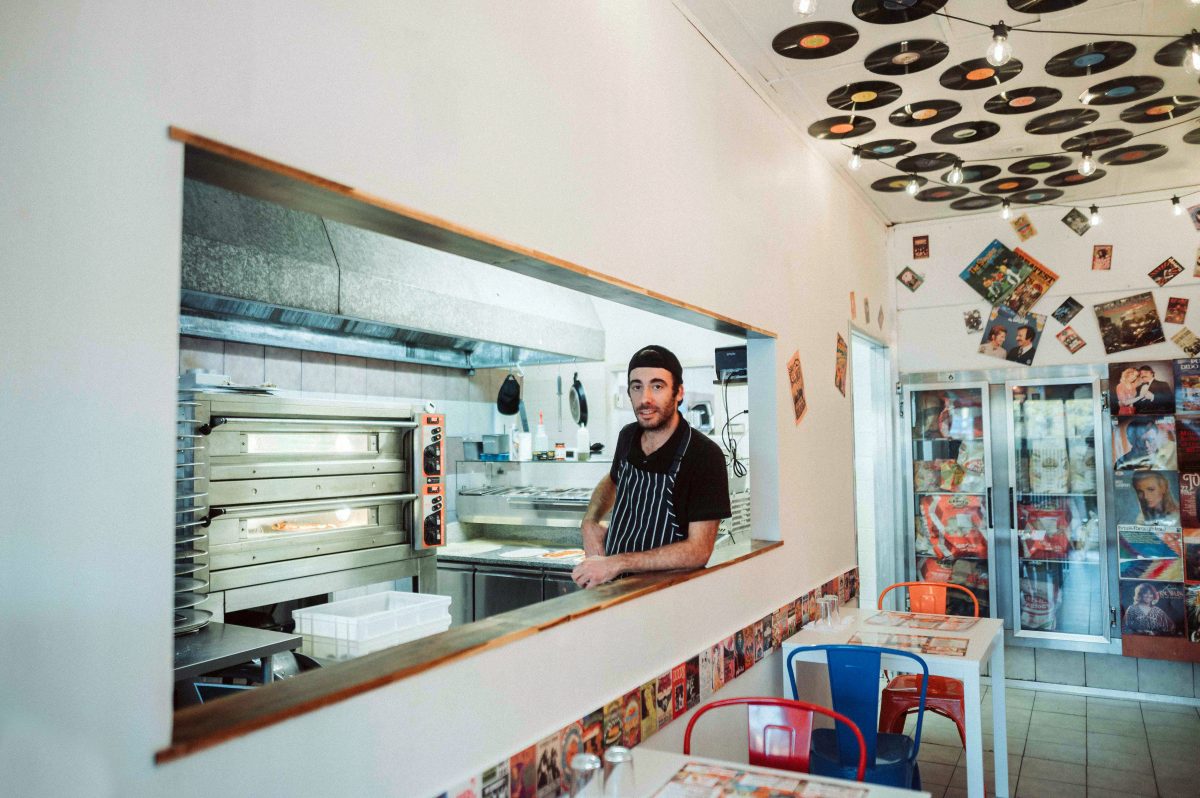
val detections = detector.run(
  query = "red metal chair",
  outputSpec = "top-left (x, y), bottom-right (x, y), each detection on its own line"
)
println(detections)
top-left (876, 582), bottom-right (979, 747)
top-left (683, 696), bottom-right (867, 781)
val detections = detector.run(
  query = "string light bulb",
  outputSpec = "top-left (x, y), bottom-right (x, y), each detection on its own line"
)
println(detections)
top-left (849, 146), bottom-right (862, 171)
top-left (1078, 149), bottom-right (1096, 176)
top-left (905, 174), bottom-right (920, 196)
top-left (1089, 205), bottom-right (1102, 226)
top-left (1183, 31), bottom-right (1200, 76)
top-left (947, 159), bottom-right (965, 185)
top-left (987, 23), bottom-right (1013, 67)
top-left (793, 0), bottom-right (818, 16)
top-left (1001, 200), bottom-right (1012, 220)
top-left (1173, 196), bottom-right (1184, 216)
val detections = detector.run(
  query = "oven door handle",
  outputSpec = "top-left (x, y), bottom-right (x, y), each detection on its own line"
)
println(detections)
top-left (199, 416), bottom-right (419, 435)
top-left (207, 492), bottom-right (418, 520)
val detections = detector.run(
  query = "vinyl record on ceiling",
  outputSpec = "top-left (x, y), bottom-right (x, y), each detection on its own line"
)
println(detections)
top-left (1079, 76), bottom-right (1164, 106)
top-left (915, 186), bottom-right (969, 202)
top-left (1061, 128), bottom-right (1132, 152)
top-left (889, 99), bottom-right (961, 127)
top-left (985, 86), bottom-right (1061, 115)
top-left (896, 151), bottom-right (957, 173)
top-left (1119, 96), bottom-right (1200, 124)
top-left (1025, 109), bottom-right (1098, 135)
top-left (1009, 188), bottom-right (1065, 204)
top-left (950, 195), bottom-right (1002, 211)
top-left (1009, 155), bottom-right (1072, 175)
top-left (980, 176), bottom-right (1038, 194)
top-left (1008, 0), bottom-right (1088, 13)
top-left (773, 22), bottom-right (860, 60)
top-left (940, 58), bottom-right (1022, 91)
top-left (852, 0), bottom-right (949, 25)
top-left (944, 164), bottom-right (1002, 183)
top-left (807, 115), bottom-right (876, 140)
top-left (827, 80), bottom-right (903, 111)
top-left (1046, 41), bottom-right (1136, 78)
top-left (871, 174), bottom-right (927, 192)
top-left (1184, 127), bottom-right (1200, 145)
top-left (1099, 144), bottom-right (1169, 166)
top-left (865, 39), bottom-right (949, 75)
top-left (1044, 168), bottom-right (1107, 187)
top-left (1154, 35), bottom-right (1200, 67)
top-left (931, 120), bottom-right (1002, 145)
top-left (858, 138), bottom-right (917, 158)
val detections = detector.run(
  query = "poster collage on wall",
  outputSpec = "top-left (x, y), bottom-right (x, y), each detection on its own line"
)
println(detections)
top-left (1109, 360), bottom-right (1200, 643)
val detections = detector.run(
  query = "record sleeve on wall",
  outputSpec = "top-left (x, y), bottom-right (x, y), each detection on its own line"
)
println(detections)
top-left (1113, 470), bottom-right (1180, 528)
top-left (1112, 416), bottom-right (1177, 470)
top-left (1121, 580), bottom-right (1185, 637)
top-left (978, 306), bottom-right (1045, 365)
top-left (1174, 359), bottom-right (1200, 411)
top-left (960, 239), bottom-right (1030, 305)
top-left (1004, 249), bottom-right (1058, 316)
top-left (1095, 294), bottom-right (1166, 355)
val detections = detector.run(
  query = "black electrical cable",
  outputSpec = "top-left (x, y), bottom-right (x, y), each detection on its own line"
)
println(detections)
top-left (933, 11), bottom-right (1183, 39)
top-left (720, 373), bottom-right (748, 478)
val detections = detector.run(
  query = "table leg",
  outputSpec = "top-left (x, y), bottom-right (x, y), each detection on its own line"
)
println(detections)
top-left (262, 655), bottom-right (274, 684)
top-left (990, 641), bottom-right (1009, 797)
top-left (962, 671), bottom-right (985, 798)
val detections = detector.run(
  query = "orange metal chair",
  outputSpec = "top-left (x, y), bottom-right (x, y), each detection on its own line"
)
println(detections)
top-left (683, 696), bottom-right (868, 781)
top-left (876, 582), bottom-right (979, 747)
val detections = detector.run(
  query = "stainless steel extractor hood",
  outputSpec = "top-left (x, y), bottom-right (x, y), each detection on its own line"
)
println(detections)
top-left (180, 179), bottom-right (605, 369)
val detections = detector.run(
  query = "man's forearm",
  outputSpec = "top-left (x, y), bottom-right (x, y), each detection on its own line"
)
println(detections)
top-left (582, 477), bottom-right (616, 556)
top-left (609, 520), bottom-right (719, 574)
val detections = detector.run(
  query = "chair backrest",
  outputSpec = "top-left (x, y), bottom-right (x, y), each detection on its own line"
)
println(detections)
top-left (878, 581), bottom-right (980, 617)
top-left (683, 696), bottom-right (867, 781)
top-left (785, 644), bottom-right (929, 767)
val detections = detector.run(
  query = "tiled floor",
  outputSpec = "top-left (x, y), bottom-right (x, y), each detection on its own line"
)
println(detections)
top-left (901, 686), bottom-right (1200, 798)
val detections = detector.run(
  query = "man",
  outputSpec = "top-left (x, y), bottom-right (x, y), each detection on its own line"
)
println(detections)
top-left (571, 345), bottom-right (731, 588)
top-left (1005, 325), bottom-right (1036, 365)
top-left (1132, 365), bottom-right (1173, 414)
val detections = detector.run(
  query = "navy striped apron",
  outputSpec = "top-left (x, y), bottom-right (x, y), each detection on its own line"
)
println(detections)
top-left (606, 425), bottom-right (692, 555)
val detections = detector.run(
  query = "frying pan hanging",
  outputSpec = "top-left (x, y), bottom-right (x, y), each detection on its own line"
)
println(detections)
top-left (569, 372), bottom-right (588, 427)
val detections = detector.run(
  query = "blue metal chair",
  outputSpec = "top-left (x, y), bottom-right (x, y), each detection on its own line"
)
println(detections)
top-left (785, 644), bottom-right (928, 790)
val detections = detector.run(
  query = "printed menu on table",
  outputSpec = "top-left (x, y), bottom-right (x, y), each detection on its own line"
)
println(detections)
top-left (847, 631), bottom-right (970, 657)
top-left (865, 611), bottom-right (980, 631)
top-left (653, 762), bottom-right (868, 798)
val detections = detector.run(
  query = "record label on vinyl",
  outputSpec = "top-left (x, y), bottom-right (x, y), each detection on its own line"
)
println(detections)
top-left (1061, 128), bottom-right (1132, 152)
top-left (853, 0), bottom-right (948, 25)
top-left (1099, 144), bottom-right (1169, 166)
top-left (1025, 109), bottom-right (1098, 135)
top-left (865, 39), bottom-right (949, 75)
top-left (859, 138), bottom-right (917, 158)
top-left (808, 115), bottom-right (876, 140)
top-left (773, 22), bottom-right (859, 60)
top-left (1044, 168), bottom-right (1107, 187)
top-left (985, 86), bottom-right (1061, 115)
top-left (940, 58), bottom-right (1022, 91)
top-left (980, 177), bottom-right (1038, 194)
top-left (827, 80), bottom-right (902, 111)
top-left (889, 99), bottom-right (961, 127)
top-left (1120, 96), bottom-right (1200, 124)
top-left (932, 120), bottom-right (1001, 145)
top-left (1046, 41), bottom-right (1136, 77)
top-left (1080, 76), bottom-right (1164, 106)
top-left (949, 164), bottom-right (1002, 184)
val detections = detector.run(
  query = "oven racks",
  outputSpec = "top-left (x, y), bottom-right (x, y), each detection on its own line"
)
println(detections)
top-left (175, 390), bottom-right (211, 634)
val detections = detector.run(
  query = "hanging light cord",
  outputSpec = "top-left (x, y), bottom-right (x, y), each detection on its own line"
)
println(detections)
top-left (932, 11), bottom-right (1184, 39)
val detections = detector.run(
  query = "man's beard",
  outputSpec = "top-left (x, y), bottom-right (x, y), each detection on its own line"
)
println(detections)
top-left (636, 405), bottom-right (676, 431)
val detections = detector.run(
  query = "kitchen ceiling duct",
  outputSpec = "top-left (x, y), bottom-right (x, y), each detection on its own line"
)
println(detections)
top-left (180, 180), bottom-right (605, 369)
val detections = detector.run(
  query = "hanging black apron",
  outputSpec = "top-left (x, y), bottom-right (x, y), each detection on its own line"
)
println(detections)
top-left (606, 424), bottom-right (693, 556)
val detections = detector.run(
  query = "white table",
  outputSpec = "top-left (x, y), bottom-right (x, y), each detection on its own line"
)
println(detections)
top-left (632, 747), bottom-right (930, 797)
top-left (780, 608), bottom-right (1006, 798)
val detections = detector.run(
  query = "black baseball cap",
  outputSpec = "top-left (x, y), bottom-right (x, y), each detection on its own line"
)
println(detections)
top-left (627, 345), bottom-right (683, 386)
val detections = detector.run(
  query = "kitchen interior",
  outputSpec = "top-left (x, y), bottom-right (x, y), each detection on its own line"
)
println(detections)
top-left (174, 176), bottom-right (752, 706)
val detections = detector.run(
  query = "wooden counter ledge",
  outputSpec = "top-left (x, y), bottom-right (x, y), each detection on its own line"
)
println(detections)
top-left (159, 539), bottom-right (781, 764)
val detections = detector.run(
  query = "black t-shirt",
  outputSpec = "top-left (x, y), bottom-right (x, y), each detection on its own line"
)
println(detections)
top-left (608, 418), bottom-right (732, 528)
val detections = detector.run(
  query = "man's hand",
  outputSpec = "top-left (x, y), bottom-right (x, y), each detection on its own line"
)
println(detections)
top-left (572, 554), bottom-right (625, 589)
top-left (581, 519), bottom-right (607, 557)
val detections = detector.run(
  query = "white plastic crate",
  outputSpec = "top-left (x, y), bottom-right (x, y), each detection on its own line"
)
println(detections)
top-left (292, 590), bottom-right (451, 655)
top-left (301, 616), bottom-right (451, 661)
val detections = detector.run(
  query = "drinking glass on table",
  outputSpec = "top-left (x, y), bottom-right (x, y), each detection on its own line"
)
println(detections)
top-left (603, 746), bottom-right (634, 796)
top-left (569, 753), bottom-right (603, 797)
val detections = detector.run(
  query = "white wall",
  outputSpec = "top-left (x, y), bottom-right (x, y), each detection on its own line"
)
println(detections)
top-left (0, 2), bottom-right (889, 796)
top-left (891, 189), bottom-right (1200, 374)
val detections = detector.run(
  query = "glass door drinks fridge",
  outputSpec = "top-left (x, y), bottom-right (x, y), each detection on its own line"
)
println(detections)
top-left (904, 383), bottom-right (994, 616)
top-left (1005, 377), bottom-right (1110, 643)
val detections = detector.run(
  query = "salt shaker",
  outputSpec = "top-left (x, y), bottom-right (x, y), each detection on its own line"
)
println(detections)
top-left (603, 746), bottom-right (635, 797)
top-left (569, 753), bottom-right (603, 797)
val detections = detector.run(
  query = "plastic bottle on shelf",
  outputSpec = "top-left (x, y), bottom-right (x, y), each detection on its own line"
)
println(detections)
top-left (534, 411), bottom-right (549, 457)
top-left (575, 423), bottom-right (590, 461)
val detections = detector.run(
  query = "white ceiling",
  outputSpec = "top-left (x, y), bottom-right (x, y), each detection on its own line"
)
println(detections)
top-left (678, 0), bottom-right (1200, 223)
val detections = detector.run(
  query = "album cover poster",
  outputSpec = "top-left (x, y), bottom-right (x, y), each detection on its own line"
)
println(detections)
top-left (1188, 585), bottom-right (1200, 642)
top-left (1166, 297), bottom-right (1189, 324)
top-left (1118, 526), bottom-right (1183, 581)
top-left (1011, 213), bottom-right (1037, 242)
top-left (602, 698), bottom-right (623, 750)
top-left (1109, 360), bottom-right (1175, 415)
top-left (1121, 580), bottom-right (1185, 637)
top-left (1185, 530), bottom-right (1200, 583)
top-left (655, 673), bottom-right (673, 729)
top-left (436, 777), bottom-right (479, 798)
top-left (557, 721), bottom-right (583, 795)
top-left (508, 744), bottom-right (537, 798)
top-left (960, 238), bottom-right (1029, 305)
top-left (1149, 257), bottom-right (1185, 287)
top-left (481, 760), bottom-right (511, 798)
top-left (801, 590), bottom-right (819, 625)
top-left (1092, 244), bottom-right (1113, 270)
top-left (638, 680), bottom-right (658, 742)
top-left (534, 730), bottom-right (563, 798)
top-left (1114, 470), bottom-right (1181, 528)
top-left (773, 607), bottom-right (787, 647)
top-left (1193, 205), bottom-right (1200, 231)
top-left (1171, 327), bottom-right (1200, 357)
top-left (835, 333), bottom-right (848, 397)
top-left (581, 707), bottom-right (605, 757)
top-left (786, 603), bottom-right (798, 637)
top-left (878, 305), bottom-right (884, 330)
top-left (760, 615), bottom-right (774, 656)
top-left (1112, 416), bottom-right (1177, 470)
top-left (752, 621), bottom-right (765, 662)
top-left (963, 308), bottom-right (983, 335)
top-left (864, 297), bottom-right (870, 322)
top-left (1176, 416), bottom-right (1200, 470)
top-left (913, 234), bottom-right (930, 259)
top-left (1057, 326), bottom-right (1086, 354)
top-left (1005, 248), bottom-right (1058, 316)
top-left (1179, 472), bottom-right (1200, 527)
top-left (722, 635), bottom-right (736, 683)
top-left (709, 642), bottom-right (725, 693)
top-left (670, 663), bottom-right (687, 717)
top-left (850, 290), bottom-right (856, 320)
top-left (897, 266), bottom-right (924, 292)
top-left (1062, 208), bottom-right (1091, 237)
top-left (1052, 297), bottom-right (1083, 326)
top-left (698, 648), bottom-right (714, 704)
top-left (684, 656), bottom-right (700, 711)
top-left (621, 689), bottom-right (641, 748)
top-left (1174, 359), bottom-right (1200, 411)
top-left (733, 630), bottom-right (746, 676)
top-left (978, 306), bottom-right (1045, 364)
top-left (786, 349), bottom-right (806, 425)
top-left (1195, 245), bottom-right (1200, 277)
top-left (1094, 292), bottom-right (1166, 355)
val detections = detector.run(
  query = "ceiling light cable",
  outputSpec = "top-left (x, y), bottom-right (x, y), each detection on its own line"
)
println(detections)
top-left (933, 11), bottom-right (1180, 39)
top-left (987, 23), bottom-right (1013, 67)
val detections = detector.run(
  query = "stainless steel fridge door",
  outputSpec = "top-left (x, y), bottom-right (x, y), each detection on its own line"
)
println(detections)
top-left (473, 566), bottom-right (544, 620)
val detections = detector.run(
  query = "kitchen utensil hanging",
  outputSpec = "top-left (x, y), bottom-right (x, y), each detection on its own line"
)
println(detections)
top-left (569, 372), bottom-right (588, 427)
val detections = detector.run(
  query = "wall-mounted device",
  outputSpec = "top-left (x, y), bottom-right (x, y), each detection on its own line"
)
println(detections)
top-left (421, 413), bottom-right (445, 481)
top-left (420, 483), bottom-right (445, 548)
top-left (715, 345), bottom-right (747, 384)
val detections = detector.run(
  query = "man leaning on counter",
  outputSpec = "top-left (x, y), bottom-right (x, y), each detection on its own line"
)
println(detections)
top-left (572, 345), bottom-right (731, 588)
